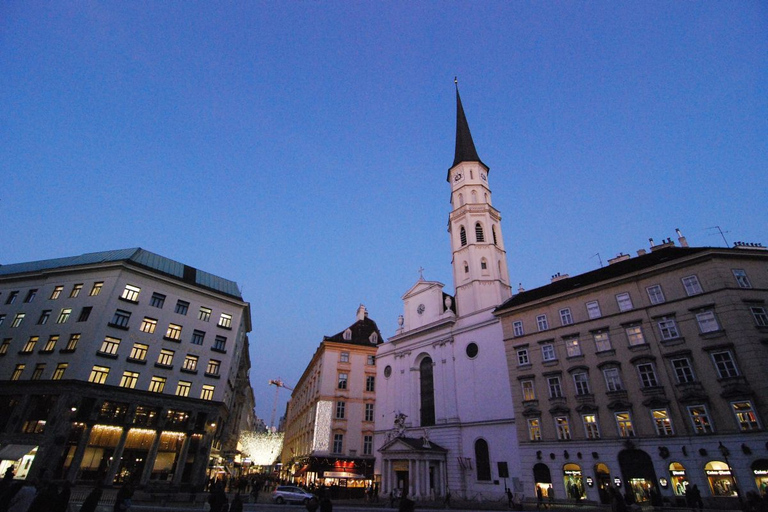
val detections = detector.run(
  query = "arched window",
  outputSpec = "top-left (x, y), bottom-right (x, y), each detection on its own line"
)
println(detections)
top-left (475, 223), bottom-right (485, 242)
top-left (492, 225), bottom-right (498, 245)
top-left (458, 193), bottom-right (464, 206)
top-left (463, 262), bottom-right (469, 274)
top-left (481, 258), bottom-right (489, 274)
top-left (471, 191), bottom-right (478, 203)
top-left (475, 439), bottom-right (492, 481)
top-left (420, 357), bottom-right (435, 426)
top-left (484, 193), bottom-right (489, 203)
top-left (460, 226), bottom-right (467, 246)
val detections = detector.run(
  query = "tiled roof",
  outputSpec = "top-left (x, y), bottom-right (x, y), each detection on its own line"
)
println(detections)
top-left (324, 316), bottom-right (384, 346)
top-left (451, 86), bottom-right (487, 172)
top-left (0, 248), bottom-right (242, 299)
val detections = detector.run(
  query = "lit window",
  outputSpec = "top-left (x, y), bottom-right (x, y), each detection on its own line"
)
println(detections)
top-left (559, 308), bottom-right (573, 326)
top-left (88, 366), bottom-right (110, 384)
top-left (148, 376), bottom-right (166, 393)
top-left (65, 333), bottom-right (80, 351)
top-left (176, 380), bottom-right (191, 397)
top-left (110, 309), bottom-right (131, 328)
top-left (565, 337), bottom-right (581, 357)
top-left (517, 348), bottom-right (529, 365)
top-left (615, 412), bottom-right (635, 437)
top-left (218, 313), bottom-right (232, 329)
top-left (555, 416), bottom-right (571, 440)
top-left (157, 349), bottom-right (175, 367)
top-left (336, 401), bottom-right (346, 419)
top-left (593, 331), bottom-right (611, 352)
top-left (603, 368), bottom-right (623, 392)
top-left (711, 350), bottom-right (739, 378)
top-left (657, 317), bottom-right (679, 340)
top-left (366, 375), bottom-right (375, 392)
top-left (120, 371), bottom-right (139, 389)
top-left (671, 357), bottom-right (696, 383)
top-left (732, 269), bottom-right (752, 288)
top-left (77, 307), bottom-right (92, 322)
top-left (340, 352), bottom-right (349, 363)
top-left (586, 301), bottom-right (601, 319)
top-left (537, 314), bottom-right (549, 331)
top-left (527, 418), bottom-right (542, 441)
top-left (5, 291), bottom-right (18, 304)
top-left (24, 289), bottom-right (37, 303)
top-left (165, 323), bottom-right (182, 341)
top-left (11, 364), bottom-right (25, 380)
top-left (682, 275), bottom-right (703, 296)
top-left (541, 343), bottom-right (556, 361)
top-left (52, 363), bottom-right (68, 380)
top-left (198, 307), bottom-right (212, 322)
top-left (69, 284), bottom-right (83, 298)
top-left (696, 311), bottom-right (720, 333)
top-left (183, 355), bottom-right (198, 371)
top-left (201, 384), bottom-right (215, 400)
top-left (636, 363), bottom-right (659, 388)
top-left (213, 336), bottom-right (226, 352)
top-left (513, 321), bottom-right (524, 337)
top-left (192, 330), bottom-right (205, 345)
top-left (150, 292), bottom-right (166, 308)
top-left (50, 286), bottom-right (64, 300)
top-left (625, 325), bottom-right (645, 346)
top-left (573, 373), bottom-right (590, 395)
top-left (687, 405), bottom-right (714, 434)
top-left (89, 282), bottom-right (103, 296)
top-left (338, 373), bottom-right (348, 389)
top-left (11, 313), bottom-right (25, 328)
top-left (652, 409), bottom-right (674, 436)
top-left (521, 380), bottom-right (536, 401)
top-left (0, 338), bottom-right (10, 355)
top-left (21, 336), bottom-right (38, 353)
top-left (56, 308), bottom-right (72, 324)
top-left (332, 434), bottom-right (344, 453)
top-left (616, 293), bottom-right (633, 312)
top-left (129, 343), bottom-right (149, 361)
top-left (363, 435), bottom-right (373, 455)
top-left (42, 335), bottom-right (58, 352)
top-left (646, 285), bottom-right (665, 305)
top-left (751, 307), bottom-right (768, 327)
top-left (365, 403), bottom-right (374, 422)
top-left (99, 336), bottom-right (121, 355)
top-left (547, 376), bottom-right (563, 398)
top-left (731, 401), bottom-right (760, 431)
top-left (582, 414), bottom-right (600, 439)
top-left (206, 359), bottom-right (221, 376)
top-left (140, 317), bottom-right (157, 333)
top-left (175, 300), bottom-right (189, 315)
top-left (121, 284), bottom-right (141, 302)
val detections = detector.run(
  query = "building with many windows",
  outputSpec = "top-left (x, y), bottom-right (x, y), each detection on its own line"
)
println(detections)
top-left (494, 236), bottom-right (768, 507)
top-left (0, 248), bottom-right (252, 489)
top-left (281, 305), bottom-right (382, 497)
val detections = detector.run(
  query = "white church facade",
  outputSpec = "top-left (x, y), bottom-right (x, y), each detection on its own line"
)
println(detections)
top-left (374, 85), bottom-right (521, 501)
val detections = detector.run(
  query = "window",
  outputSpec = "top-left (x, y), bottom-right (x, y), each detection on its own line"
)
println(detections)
top-left (338, 372), bottom-right (348, 390)
top-left (365, 403), bottom-right (374, 422)
top-left (603, 368), bottom-right (623, 392)
top-left (682, 275), bottom-right (703, 296)
top-left (157, 349), bottom-right (175, 367)
top-left (335, 401), bottom-right (346, 419)
top-left (459, 226), bottom-right (467, 246)
top-left (657, 317), bottom-right (680, 340)
top-left (24, 289), bottom-right (37, 303)
top-left (636, 363), bottom-right (659, 388)
top-left (69, 284), bottom-right (83, 298)
top-left (582, 414), bottom-right (600, 439)
top-left (121, 284), bottom-right (141, 302)
top-left (586, 301), bottom-right (601, 319)
top-left (0, 315), bottom-right (4, 327)
top-left (56, 308), bottom-right (72, 324)
top-left (646, 285), bottom-right (665, 305)
top-left (175, 300), bottom-right (189, 315)
top-left (696, 311), bottom-right (720, 333)
top-left (517, 348), bottom-right (530, 366)
top-left (120, 371), bottom-right (139, 389)
top-left (475, 223), bottom-right (485, 242)
top-left (732, 269), bottom-right (752, 288)
top-left (42, 335), bottom-right (58, 352)
top-left (711, 350), bottom-right (739, 378)
top-left (548, 376), bottom-right (563, 398)
top-left (751, 307), bottom-right (768, 327)
top-left (52, 363), bottom-right (68, 380)
top-left (625, 325), bottom-right (645, 346)
top-left (165, 323), bottom-right (182, 341)
top-left (463, 262), bottom-right (469, 274)
top-left (140, 317), bottom-right (158, 333)
top-left (367, 355), bottom-right (375, 365)
top-left (537, 314), bottom-right (549, 331)
top-left (555, 417), bottom-right (571, 440)
top-left (99, 336), bottom-right (121, 355)
top-left (420, 357), bottom-right (436, 426)
top-left (21, 336), bottom-right (38, 353)
top-left (88, 366), bottom-right (110, 384)
top-left (0, 338), bottom-right (10, 355)
top-left (148, 376), bottom-right (166, 393)
top-left (559, 308), bottom-right (573, 326)
top-left (6, 291), bottom-right (19, 304)
top-left (541, 343), bottom-right (556, 361)
top-left (183, 354), bottom-right (198, 371)
top-left (64, 333), bottom-right (80, 351)
top-left (213, 335), bottom-right (226, 352)
top-left (616, 293), bottom-right (633, 312)
top-left (11, 364), bottom-right (25, 381)
top-left (527, 418), bottom-right (542, 441)
top-left (333, 434), bottom-right (344, 453)
top-left (652, 409), bottom-right (674, 436)
top-left (50, 286), bottom-right (64, 300)
top-left (89, 282), bottom-right (103, 296)
top-left (110, 309), bottom-right (131, 328)
top-left (513, 321), bottom-right (524, 337)
top-left (36, 310), bottom-right (51, 325)
top-left (480, 258), bottom-right (488, 271)
top-left (593, 331), bottom-right (611, 352)
top-left (366, 375), bottom-right (375, 392)
top-left (565, 337), bottom-right (581, 357)
top-left (129, 343), bottom-right (149, 361)
top-left (198, 307), bottom-right (212, 321)
top-left (176, 380), bottom-right (191, 397)
top-left (77, 307), bottom-right (92, 322)
top-left (521, 380), bottom-right (536, 401)
top-left (687, 405), bottom-right (714, 434)
top-left (573, 373), bottom-right (591, 395)
top-left (340, 351), bottom-right (349, 363)
top-left (731, 401), bottom-right (760, 431)
top-left (201, 385), bottom-right (215, 400)
top-left (191, 330), bottom-right (205, 345)
top-left (615, 412), bottom-right (635, 437)
top-left (150, 292), bottom-right (166, 308)
top-left (11, 313), bottom-right (25, 328)
top-left (475, 439), bottom-right (492, 481)
top-left (363, 435), bottom-right (373, 455)
top-left (206, 359), bottom-right (221, 376)
top-left (218, 313), bottom-right (232, 329)
top-left (671, 357), bottom-right (696, 383)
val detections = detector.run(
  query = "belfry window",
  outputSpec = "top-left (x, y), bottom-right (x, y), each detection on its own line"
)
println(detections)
top-left (460, 226), bottom-right (467, 246)
top-left (475, 223), bottom-right (485, 242)
top-left (492, 225), bottom-right (498, 245)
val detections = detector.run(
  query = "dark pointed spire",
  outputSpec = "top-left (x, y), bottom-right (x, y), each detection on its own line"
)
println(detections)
top-left (453, 78), bottom-right (482, 167)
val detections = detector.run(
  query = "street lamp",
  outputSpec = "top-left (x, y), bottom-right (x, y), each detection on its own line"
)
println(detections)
top-left (718, 442), bottom-right (743, 509)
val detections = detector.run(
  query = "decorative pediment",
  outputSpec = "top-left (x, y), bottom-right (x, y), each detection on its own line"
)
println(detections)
top-left (549, 404), bottom-right (570, 415)
top-left (522, 407), bottom-right (542, 418)
top-left (607, 399), bottom-right (633, 411)
top-left (720, 383), bottom-right (754, 399)
top-left (642, 396), bottom-right (671, 408)
top-left (575, 403), bottom-right (598, 413)
top-left (379, 436), bottom-right (448, 454)
top-left (402, 280), bottom-right (445, 301)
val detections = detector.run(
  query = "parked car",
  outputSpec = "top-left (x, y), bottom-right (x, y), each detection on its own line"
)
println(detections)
top-left (271, 485), bottom-right (317, 504)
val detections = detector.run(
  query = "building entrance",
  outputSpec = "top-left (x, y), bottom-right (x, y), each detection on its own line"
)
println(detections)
top-left (618, 449), bottom-right (658, 504)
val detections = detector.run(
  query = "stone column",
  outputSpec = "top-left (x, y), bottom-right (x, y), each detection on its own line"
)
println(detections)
top-left (139, 430), bottom-right (162, 485)
top-left (103, 427), bottom-right (129, 485)
top-left (171, 434), bottom-right (192, 487)
top-left (65, 424), bottom-right (94, 481)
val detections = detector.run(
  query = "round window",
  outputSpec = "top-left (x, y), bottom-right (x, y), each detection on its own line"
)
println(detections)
top-left (466, 342), bottom-right (479, 358)
top-left (384, 365), bottom-right (392, 378)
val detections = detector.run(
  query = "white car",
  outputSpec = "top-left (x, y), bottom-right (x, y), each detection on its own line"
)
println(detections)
top-left (271, 485), bottom-right (317, 504)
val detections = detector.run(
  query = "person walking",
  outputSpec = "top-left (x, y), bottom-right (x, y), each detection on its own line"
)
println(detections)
top-left (79, 483), bottom-right (103, 512)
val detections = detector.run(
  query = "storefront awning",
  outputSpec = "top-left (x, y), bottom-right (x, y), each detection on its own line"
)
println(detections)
top-left (0, 445), bottom-right (37, 461)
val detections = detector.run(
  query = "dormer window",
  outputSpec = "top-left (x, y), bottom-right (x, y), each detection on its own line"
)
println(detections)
top-left (343, 329), bottom-right (352, 341)
top-left (369, 332), bottom-right (378, 344)
top-left (475, 223), bottom-right (485, 242)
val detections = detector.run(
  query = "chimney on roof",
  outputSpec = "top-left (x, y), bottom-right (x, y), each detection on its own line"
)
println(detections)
top-left (650, 236), bottom-right (676, 252)
top-left (356, 304), bottom-right (367, 321)
top-left (550, 273), bottom-right (570, 283)
top-left (608, 253), bottom-right (631, 265)
top-left (637, 249), bottom-right (647, 256)
top-left (517, 283), bottom-right (525, 293)
top-left (676, 228), bottom-right (689, 248)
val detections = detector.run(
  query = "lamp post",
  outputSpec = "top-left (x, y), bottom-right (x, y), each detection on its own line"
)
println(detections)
top-left (718, 442), bottom-right (744, 510)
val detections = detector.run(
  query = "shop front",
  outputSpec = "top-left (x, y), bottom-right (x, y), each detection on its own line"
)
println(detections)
top-left (533, 463), bottom-right (553, 500)
top-left (618, 449), bottom-right (658, 504)
top-left (668, 462), bottom-right (688, 498)
top-left (563, 464), bottom-right (585, 500)
top-left (594, 463), bottom-right (612, 504)
top-left (705, 460), bottom-right (738, 497)
top-left (0, 444), bottom-right (38, 480)
top-left (752, 460), bottom-right (768, 497)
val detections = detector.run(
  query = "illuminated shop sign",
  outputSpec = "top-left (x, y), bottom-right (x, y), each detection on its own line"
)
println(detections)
top-left (706, 470), bottom-right (732, 476)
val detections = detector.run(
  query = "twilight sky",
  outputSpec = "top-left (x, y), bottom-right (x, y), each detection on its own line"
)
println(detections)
top-left (2, 2), bottom-right (766, 423)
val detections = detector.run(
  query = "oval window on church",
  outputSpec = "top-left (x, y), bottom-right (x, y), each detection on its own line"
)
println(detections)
top-left (384, 365), bottom-right (392, 378)
top-left (466, 342), bottom-right (479, 359)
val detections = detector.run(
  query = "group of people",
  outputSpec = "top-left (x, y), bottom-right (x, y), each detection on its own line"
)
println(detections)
top-left (0, 467), bottom-right (71, 512)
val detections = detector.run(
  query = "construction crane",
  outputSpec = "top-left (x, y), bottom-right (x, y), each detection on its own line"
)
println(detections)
top-left (268, 378), bottom-right (293, 431)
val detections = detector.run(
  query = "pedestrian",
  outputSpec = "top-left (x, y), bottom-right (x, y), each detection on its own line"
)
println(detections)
top-left (208, 482), bottom-right (228, 512)
top-left (536, 485), bottom-right (544, 510)
top-left (230, 493), bottom-right (244, 512)
top-left (320, 496), bottom-right (333, 512)
top-left (28, 481), bottom-right (59, 512)
top-left (114, 483), bottom-right (134, 512)
top-left (506, 488), bottom-right (514, 509)
top-left (306, 496), bottom-right (319, 512)
top-left (690, 484), bottom-right (703, 511)
top-left (79, 482), bottom-right (103, 512)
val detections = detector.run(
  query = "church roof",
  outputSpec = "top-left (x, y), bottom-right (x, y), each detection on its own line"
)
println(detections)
top-left (380, 436), bottom-right (448, 453)
top-left (324, 315), bottom-right (384, 346)
top-left (451, 83), bottom-right (487, 172)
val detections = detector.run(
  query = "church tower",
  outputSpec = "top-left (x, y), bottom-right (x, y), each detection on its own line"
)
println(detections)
top-left (447, 84), bottom-right (512, 315)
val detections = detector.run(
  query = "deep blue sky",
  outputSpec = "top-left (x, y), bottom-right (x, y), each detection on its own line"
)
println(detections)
top-left (2, 2), bottom-right (766, 423)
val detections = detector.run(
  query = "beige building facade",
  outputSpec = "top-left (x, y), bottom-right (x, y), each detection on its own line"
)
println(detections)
top-left (494, 237), bottom-right (768, 507)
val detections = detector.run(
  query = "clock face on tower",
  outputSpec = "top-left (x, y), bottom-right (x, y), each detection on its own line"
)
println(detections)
top-left (481, 173), bottom-right (487, 181)
top-left (417, 304), bottom-right (425, 315)
top-left (453, 173), bottom-right (462, 182)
